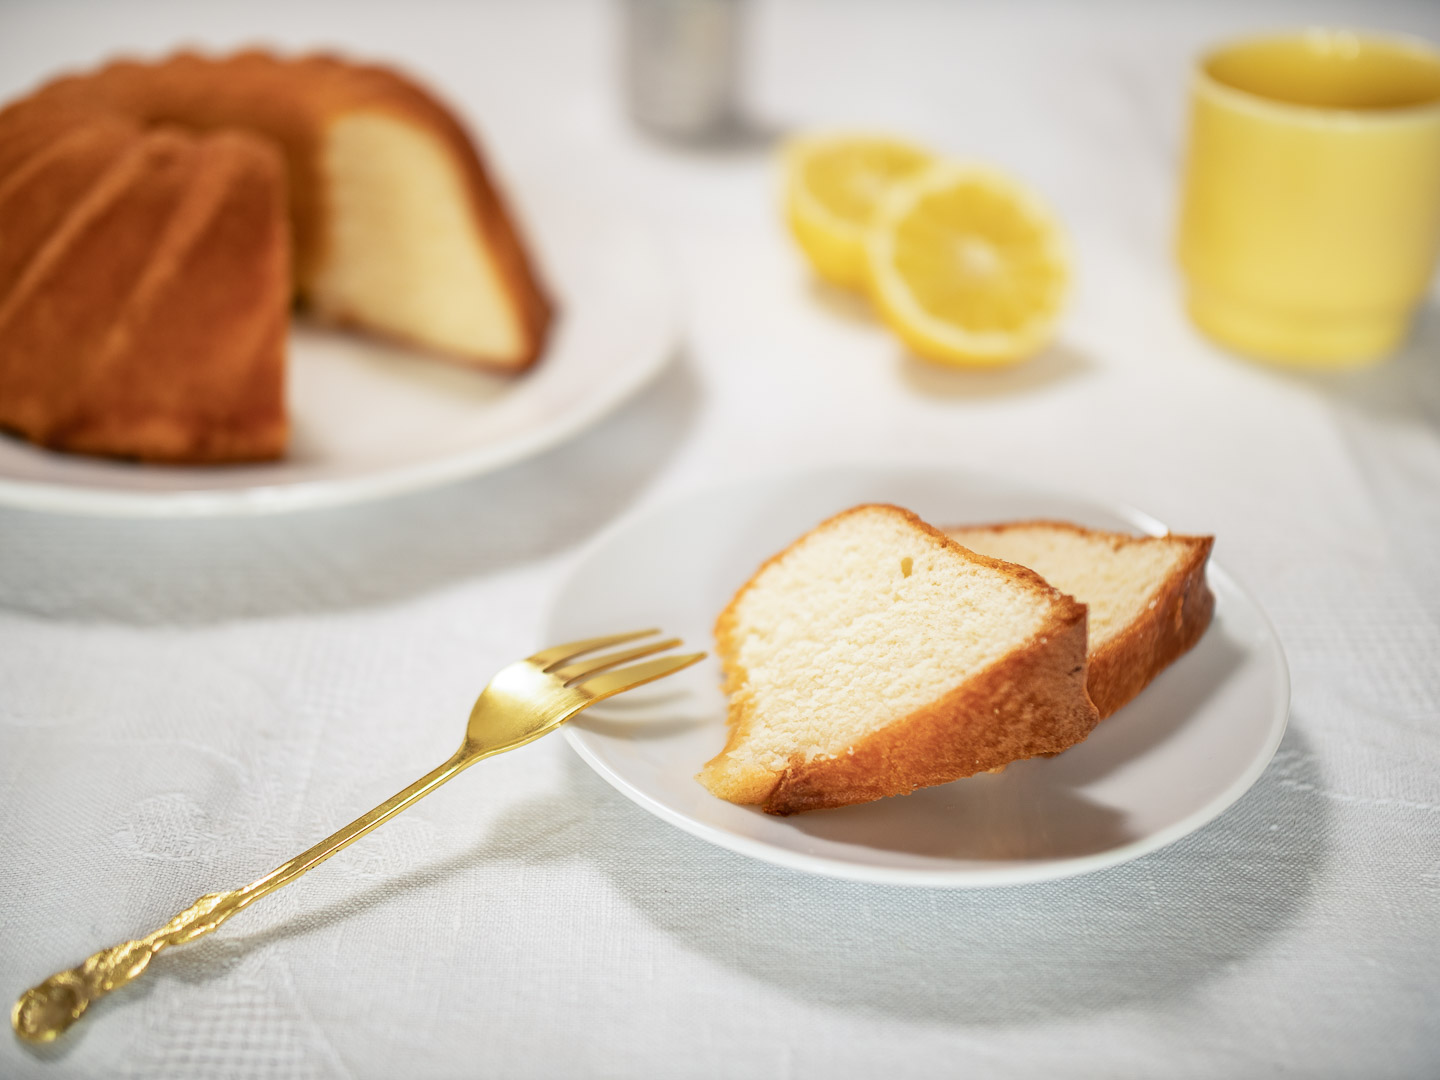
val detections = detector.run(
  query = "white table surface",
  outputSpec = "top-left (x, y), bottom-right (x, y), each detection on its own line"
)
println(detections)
top-left (2, 1), bottom-right (1439, 1076)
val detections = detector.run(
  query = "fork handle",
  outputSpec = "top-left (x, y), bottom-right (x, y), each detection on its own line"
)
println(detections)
top-left (12, 749), bottom-right (478, 1043)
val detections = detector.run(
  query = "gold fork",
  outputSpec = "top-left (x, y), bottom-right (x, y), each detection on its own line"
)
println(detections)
top-left (12, 630), bottom-right (703, 1043)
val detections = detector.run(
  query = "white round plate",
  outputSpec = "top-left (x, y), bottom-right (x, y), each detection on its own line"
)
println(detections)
top-left (546, 465), bottom-right (1291, 888)
top-left (0, 189), bottom-right (676, 516)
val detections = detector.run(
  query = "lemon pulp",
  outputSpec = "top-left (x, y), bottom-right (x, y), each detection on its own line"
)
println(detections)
top-left (868, 166), bottom-right (1068, 366)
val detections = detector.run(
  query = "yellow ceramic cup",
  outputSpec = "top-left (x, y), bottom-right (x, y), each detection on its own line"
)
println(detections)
top-left (1177, 29), bottom-right (1440, 366)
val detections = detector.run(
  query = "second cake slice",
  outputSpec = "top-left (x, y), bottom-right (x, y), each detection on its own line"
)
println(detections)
top-left (946, 521), bottom-right (1214, 718)
top-left (698, 504), bottom-right (1100, 815)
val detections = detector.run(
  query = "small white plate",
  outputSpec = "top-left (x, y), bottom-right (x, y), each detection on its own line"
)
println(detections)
top-left (0, 189), bottom-right (676, 517)
top-left (546, 466), bottom-right (1291, 888)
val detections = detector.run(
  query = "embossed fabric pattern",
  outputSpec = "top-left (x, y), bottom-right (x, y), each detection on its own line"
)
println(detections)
top-left (2, 1), bottom-right (1439, 1077)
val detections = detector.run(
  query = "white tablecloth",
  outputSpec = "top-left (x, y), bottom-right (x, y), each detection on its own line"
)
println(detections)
top-left (2, 1), bottom-right (1438, 1076)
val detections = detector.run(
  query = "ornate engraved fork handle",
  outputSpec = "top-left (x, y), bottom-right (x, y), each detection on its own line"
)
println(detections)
top-left (11, 889), bottom-right (250, 1043)
top-left (12, 750), bottom-right (476, 1043)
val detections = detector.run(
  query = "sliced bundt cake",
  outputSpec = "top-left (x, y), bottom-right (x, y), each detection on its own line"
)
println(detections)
top-left (0, 51), bottom-right (552, 462)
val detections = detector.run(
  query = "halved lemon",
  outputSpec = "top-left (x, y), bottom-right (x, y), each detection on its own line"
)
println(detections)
top-left (784, 134), bottom-right (933, 289)
top-left (866, 165), bottom-right (1069, 366)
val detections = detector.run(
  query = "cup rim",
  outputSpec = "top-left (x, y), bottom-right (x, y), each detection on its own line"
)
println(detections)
top-left (1194, 27), bottom-right (1440, 126)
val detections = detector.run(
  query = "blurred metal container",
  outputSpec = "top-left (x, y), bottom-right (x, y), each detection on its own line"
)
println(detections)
top-left (622, 0), bottom-right (744, 140)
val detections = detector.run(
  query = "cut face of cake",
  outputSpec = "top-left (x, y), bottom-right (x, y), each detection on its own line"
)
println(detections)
top-left (311, 111), bottom-right (536, 364)
top-left (946, 521), bottom-right (1215, 718)
top-left (700, 504), bottom-right (1100, 815)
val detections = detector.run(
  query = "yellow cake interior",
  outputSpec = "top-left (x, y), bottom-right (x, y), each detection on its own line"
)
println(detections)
top-left (311, 111), bottom-right (526, 364)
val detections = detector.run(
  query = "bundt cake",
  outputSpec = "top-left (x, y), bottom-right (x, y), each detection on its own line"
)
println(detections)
top-left (0, 51), bottom-right (553, 463)
top-left (699, 504), bottom-right (1099, 814)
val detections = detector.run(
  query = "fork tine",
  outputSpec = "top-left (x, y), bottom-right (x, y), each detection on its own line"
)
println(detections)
top-left (552, 638), bottom-right (683, 682)
top-left (528, 629), bottom-right (660, 671)
top-left (575, 652), bottom-right (707, 701)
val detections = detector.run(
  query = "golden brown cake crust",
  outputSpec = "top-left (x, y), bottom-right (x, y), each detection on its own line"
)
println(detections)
top-left (0, 127), bottom-right (289, 462)
top-left (948, 520), bottom-right (1215, 719)
top-left (710, 504), bottom-right (1101, 815)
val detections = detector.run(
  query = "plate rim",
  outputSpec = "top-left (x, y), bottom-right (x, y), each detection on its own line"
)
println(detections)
top-left (0, 214), bottom-right (678, 519)
top-left (557, 466), bottom-right (1293, 889)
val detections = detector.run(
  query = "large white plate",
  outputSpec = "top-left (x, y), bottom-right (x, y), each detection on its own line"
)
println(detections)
top-left (0, 190), bottom-right (676, 516)
top-left (546, 466), bottom-right (1291, 888)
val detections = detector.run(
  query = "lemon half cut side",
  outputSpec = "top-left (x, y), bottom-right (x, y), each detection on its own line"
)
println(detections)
top-left (785, 134), bottom-right (934, 289)
top-left (866, 165), bottom-right (1070, 367)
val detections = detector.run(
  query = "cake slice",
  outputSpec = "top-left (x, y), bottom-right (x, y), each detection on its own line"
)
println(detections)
top-left (945, 522), bottom-right (1214, 719)
top-left (699, 504), bottom-right (1100, 815)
